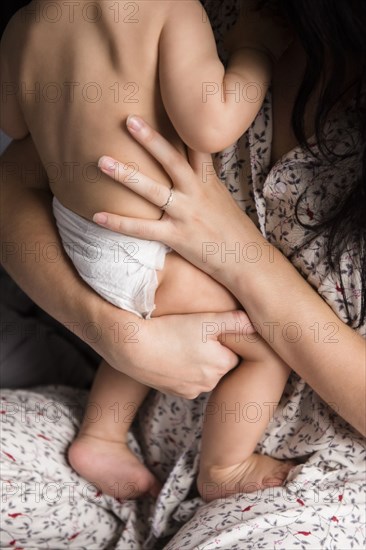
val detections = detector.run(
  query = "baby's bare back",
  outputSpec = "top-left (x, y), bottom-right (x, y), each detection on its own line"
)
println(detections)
top-left (11, 0), bottom-right (184, 220)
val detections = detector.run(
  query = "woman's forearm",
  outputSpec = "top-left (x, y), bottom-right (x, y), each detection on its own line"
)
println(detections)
top-left (219, 225), bottom-right (366, 436)
top-left (0, 139), bottom-right (156, 372)
top-left (0, 137), bottom-right (103, 338)
top-left (0, 137), bottom-right (145, 363)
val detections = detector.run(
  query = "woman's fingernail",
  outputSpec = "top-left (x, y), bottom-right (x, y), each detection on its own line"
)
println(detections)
top-left (98, 156), bottom-right (117, 172)
top-left (126, 115), bottom-right (144, 132)
top-left (93, 213), bottom-right (108, 225)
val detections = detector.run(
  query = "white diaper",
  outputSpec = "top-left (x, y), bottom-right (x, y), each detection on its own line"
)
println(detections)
top-left (53, 197), bottom-right (171, 318)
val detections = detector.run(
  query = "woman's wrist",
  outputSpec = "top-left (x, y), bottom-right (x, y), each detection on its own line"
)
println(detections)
top-left (209, 217), bottom-right (271, 293)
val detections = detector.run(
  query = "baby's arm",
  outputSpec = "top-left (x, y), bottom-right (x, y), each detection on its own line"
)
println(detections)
top-left (159, 0), bottom-right (272, 153)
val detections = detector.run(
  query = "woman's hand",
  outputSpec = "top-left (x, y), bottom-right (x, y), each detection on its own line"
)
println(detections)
top-left (99, 303), bottom-right (253, 398)
top-left (94, 115), bottom-right (257, 284)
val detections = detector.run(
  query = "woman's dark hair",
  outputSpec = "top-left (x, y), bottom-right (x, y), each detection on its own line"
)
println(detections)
top-left (263, 0), bottom-right (366, 328)
top-left (1, 0), bottom-right (31, 38)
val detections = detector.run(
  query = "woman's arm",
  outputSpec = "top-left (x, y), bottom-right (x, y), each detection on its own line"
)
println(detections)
top-left (95, 118), bottom-right (366, 436)
top-left (0, 136), bottom-right (252, 398)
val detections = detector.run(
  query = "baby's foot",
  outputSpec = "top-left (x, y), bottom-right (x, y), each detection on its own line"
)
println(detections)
top-left (197, 453), bottom-right (295, 502)
top-left (68, 433), bottom-right (161, 500)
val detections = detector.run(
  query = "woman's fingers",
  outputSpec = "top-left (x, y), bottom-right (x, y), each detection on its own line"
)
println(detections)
top-left (93, 212), bottom-right (167, 242)
top-left (98, 156), bottom-right (173, 208)
top-left (125, 115), bottom-right (193, 187)
top-left (97, 118), bottom-right (217, 217)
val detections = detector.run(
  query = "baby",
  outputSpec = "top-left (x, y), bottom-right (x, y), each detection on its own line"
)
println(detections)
top-left (1, 0), bottom-right (294, 502)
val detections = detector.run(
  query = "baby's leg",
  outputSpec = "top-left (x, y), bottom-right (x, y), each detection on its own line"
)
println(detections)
top-left (69, 250), bottom-right (292, 502)
top-left (67, 249), bottom-right (234, 500)
top-left (68, 248), bottom-right (225, 500)
top-left (68, 361), bottom-right (161, 499)
top-left (155, 252), bottom-right (295, 501)
top-left (197, 342), bottom-right (294, 502)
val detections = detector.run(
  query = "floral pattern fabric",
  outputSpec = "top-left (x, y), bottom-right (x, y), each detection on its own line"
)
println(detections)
top-left (1, 1), bottom-right (365, 548)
